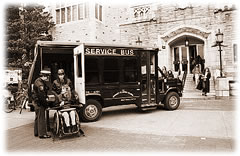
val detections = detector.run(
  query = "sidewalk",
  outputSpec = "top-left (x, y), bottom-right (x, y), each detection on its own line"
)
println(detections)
top-left (4, 109), bottom-right (35, 130)
top-left (4, 97), bottom-right (236, 137)
top-left (4, 98), bottom-right (236, 152)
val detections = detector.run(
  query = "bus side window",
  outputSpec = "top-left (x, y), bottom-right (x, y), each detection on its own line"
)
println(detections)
top-left (103, 58), bottom-right (120, 83)
top-left (123, 58), bottom-right (138, 82)
top-left (85, 57), bottom-right (99, 84)
top-left (77, 54), bottom-right (82, 77)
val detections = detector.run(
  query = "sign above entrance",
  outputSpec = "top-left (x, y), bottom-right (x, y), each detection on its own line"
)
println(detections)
top-left (85, 47), bottom-right (135, 56)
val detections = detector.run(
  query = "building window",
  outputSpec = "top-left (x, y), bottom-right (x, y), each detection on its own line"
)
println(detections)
top-left (233, 44), bottom-right (237, 62)
top-left (67, 7), bottom-right (71, 22)
top-left (55, 3), bottom-right (89, 24)
top-left (78, 4), bottom-right (84, 20)
top-left (133, 6), bottom-right (150, 19)
top-left (72, 5), bottom-right (77, 21)
top-left (56, 9), bottom-right (60, 24)
top-left (95, 3), bottom-right (102, 21)
top-left (85, 2), bottom-right (89, 18)
top-left (61, 8), bottom-right (65, 23)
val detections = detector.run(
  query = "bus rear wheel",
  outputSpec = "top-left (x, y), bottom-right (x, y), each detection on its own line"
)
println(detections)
top-left (80, 99), bottom-right (102, 122)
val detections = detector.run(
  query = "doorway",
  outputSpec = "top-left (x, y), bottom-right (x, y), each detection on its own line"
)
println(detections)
top-left (189, 45), bottom-right (197, 73)
top-left (172, 44), bottom-right (204, 74)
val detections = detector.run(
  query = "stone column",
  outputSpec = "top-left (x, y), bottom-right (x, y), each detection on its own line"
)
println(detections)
top-left (179, 46), bottom-right (182, 72)
top-left (187, 47), bottom-right (190, 74)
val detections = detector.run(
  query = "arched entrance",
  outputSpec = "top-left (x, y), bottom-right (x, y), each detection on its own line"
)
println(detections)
top-left (159, 26), bottom-right (210, 74)
top-left (169, 35), bottom-right (205, 74)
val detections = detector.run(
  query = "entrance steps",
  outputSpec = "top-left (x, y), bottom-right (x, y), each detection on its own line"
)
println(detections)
top-left (182, 74), bottom-right (215, 99)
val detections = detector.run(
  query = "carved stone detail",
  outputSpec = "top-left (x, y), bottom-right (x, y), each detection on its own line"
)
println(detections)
top-left (161, 27), bottom-right (210, 42)
top-left (133, 6), bottom-right (150, 18)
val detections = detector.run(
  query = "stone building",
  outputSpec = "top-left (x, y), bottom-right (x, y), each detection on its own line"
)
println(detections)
top-left (119, 3), bottom-right (237, 79)
top-left (49, 1), bottom-right (129, 43)
top-left (49, 2), bottom-right (238, 96)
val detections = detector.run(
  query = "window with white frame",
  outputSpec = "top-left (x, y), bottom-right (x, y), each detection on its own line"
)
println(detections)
top-left (72, 5), bottom-right (77, 21)
top-left (133, 6), bottom-right (150, 19)
top-left (61, 8), bottom-right (65, 23)
top-left (56, 9), bottom-right (60, 24)
top-left (78, 4), bottom-right (84, 20)
top-left (67, 7), bottom-right (71, 22)
top-left (55, 3), bottom-right (89, 24)
top-left (95, 3), bottom-right (102, 21)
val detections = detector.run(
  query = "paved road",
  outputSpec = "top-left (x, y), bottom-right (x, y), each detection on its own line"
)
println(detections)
top-left (4, 98), bottom-right (236, 152)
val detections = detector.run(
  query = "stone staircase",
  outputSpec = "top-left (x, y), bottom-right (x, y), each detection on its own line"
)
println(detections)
top-left (182, 73), bottom-right (215, 99)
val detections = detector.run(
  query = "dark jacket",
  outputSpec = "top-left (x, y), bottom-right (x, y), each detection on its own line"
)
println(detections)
top-left (202, 72), bottom-right (211, 93)
top-left (52, 77), bottom-right (76, 103)
top-left (52, 77), bottom-right (73, 95)
top-left (33, 77), bottom-right (49, 108)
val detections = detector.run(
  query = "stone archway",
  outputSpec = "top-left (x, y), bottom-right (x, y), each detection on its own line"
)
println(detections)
top-left (161, 26), bottom-right (210, 43)
top-left (158, 26), bottom-right (211, 73)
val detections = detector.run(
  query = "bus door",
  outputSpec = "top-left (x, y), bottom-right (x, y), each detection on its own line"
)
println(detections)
top-left (74, 44), bottom-right (86, 104)
top-left (141, 51), bottom-right (158, 104)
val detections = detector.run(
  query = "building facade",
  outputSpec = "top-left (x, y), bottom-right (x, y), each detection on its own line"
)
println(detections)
top-left (49, 2), bottom-right (237, 82)
top-left (119, 3), bottom-right (237, 81)
top-left (49, 1), bottom-right (129, 43)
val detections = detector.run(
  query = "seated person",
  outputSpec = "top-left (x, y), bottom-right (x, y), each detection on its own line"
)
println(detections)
top-left (167, 70), bottom-right (174, 79)
top-left (158, 66), bottom-right (167, 79)
top-left (52, 69), bottom-right (78, 133)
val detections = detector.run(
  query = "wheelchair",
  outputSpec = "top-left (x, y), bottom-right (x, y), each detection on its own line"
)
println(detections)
top-left (52, 106), bottom-right (84, 139)
top-left (46, 99), bottom-right (85, 140)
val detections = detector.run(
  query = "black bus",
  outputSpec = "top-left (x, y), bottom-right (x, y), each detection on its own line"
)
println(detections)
top-left (28, 41), bottom-right (183, 122)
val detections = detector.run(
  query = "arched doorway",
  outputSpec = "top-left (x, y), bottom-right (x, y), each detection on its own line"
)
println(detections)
top-left (169, 35), bottom-right (205, 74)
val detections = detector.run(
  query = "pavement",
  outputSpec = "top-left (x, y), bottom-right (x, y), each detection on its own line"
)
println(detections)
top-left (2, 97), bottom-right (238, 153)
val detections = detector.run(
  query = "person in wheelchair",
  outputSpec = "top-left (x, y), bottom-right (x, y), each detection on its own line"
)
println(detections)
top-left (52, 69), bottom-right (79, 133)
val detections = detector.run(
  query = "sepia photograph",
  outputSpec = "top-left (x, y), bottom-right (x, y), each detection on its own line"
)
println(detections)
top-left (1, 0), bottom-right (239, 154)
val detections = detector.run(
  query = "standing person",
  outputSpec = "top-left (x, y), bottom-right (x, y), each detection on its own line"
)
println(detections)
top-left (192, 64), bottom-right (201, 87)
top-left (202, 67), bottom-right (211, 96)
top-left (195, 55), bottom-right (203, 72)
top-left (33, 70), bottom-right (51, 139)
top-left (52, 69), bottom-right (78, 132)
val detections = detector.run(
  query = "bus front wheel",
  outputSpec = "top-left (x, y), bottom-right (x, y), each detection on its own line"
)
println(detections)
top-left (164, 92), bottom-right (180, 110)
top-left (80, 99), bottom-right (102, 122)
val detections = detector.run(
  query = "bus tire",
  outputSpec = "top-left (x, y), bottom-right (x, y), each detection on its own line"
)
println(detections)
top-left (80, 99), bottom-right (102, 122)
top-left (164, 92), bottom-right (180, 110)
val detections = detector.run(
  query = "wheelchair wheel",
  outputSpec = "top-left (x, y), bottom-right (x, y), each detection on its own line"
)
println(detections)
top-left (53, 112), bottom-right (60, 136)
top-left (75, 111), bottom-right (85, 137)
top-left (75, 112), bottom-right (81, 137)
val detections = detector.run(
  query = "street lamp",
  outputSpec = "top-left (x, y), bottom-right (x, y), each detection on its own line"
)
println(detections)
top-left (215, 29), bottom-right (224, 77)
top-left (185, 36), bottom-right (189, 47)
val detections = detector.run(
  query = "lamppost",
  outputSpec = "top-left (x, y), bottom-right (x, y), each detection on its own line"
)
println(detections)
top-left (213, 29), bottom-right (224, 78)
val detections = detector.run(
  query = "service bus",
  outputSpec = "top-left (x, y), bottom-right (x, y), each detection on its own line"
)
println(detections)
top-left (28, 41), bottom-right (184, 122)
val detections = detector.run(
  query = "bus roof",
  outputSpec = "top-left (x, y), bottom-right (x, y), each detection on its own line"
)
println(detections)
top-left (36, 41), bottom-right (159, 51)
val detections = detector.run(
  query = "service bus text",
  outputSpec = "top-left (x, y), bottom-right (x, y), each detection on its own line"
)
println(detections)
top-left (85, 48), bottom-right (135, 56)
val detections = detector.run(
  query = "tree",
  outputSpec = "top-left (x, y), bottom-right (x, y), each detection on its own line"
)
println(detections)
top-left (6, 3), bottom-right (55, 79)
top-left (6, 4), bottom-right (23, 67)
top-left (20, 4), bottom-right (55, 61)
